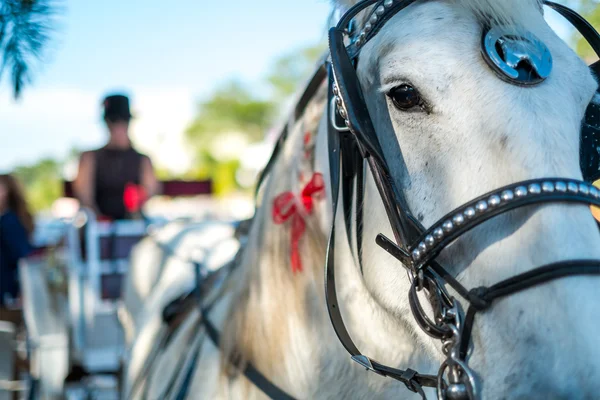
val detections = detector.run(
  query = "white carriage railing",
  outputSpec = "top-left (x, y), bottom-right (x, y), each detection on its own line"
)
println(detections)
top-left (66, 208), bottom-right (147, 374)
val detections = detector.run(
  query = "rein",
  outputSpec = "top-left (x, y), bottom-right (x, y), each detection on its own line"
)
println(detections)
top-left (123, 223), bottom-right (297, 400)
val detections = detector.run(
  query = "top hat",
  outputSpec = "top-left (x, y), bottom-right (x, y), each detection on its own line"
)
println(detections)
top-left (102, 94), bottom-right (133, 121)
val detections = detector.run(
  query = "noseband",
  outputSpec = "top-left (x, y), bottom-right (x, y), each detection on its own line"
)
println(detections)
top-left (325, 1), bottom-right (600, 399)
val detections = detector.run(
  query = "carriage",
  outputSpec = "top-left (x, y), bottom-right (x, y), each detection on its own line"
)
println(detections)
top-left (6, 179), bottom-right (214, 399)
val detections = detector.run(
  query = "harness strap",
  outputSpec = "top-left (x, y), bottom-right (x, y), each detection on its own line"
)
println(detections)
top-left (174, 333), bottom-right (204, 400)
top-left (132, 229), bottom-right (295, 400)
top-left (325, 64), bottom-right (437, 398)
top-left (192, 260), bottom-right (297, 400)
top-left (200, 308), bottom-right (296, 400)
top-left (458, 260), bottom-right (600, 359)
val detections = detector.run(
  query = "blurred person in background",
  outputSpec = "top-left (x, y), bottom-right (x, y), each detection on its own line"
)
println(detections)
top-left (0, 174), bottom-right (33, 322)
top-left (74, 93), bottom-right (159, 220)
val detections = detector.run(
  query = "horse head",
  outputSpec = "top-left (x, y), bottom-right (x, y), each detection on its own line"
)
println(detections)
top-left (329, 0), bottom-right (600, 398)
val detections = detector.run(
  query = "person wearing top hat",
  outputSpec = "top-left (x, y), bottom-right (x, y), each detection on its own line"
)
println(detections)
top-left (73, 93), bottom-right (160, 220)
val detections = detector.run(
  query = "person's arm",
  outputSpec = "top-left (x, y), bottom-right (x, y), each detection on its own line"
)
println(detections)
top-left (73, 151), bottom-right (99, 213)
top-left (141, 156), bottom-right (160, 198)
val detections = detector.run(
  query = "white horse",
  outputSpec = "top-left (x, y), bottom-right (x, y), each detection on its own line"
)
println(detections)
top-left (119, 219), bottom-right (239, 343)
top-left (124, 0), bottom-right (600, 398)
top-left (119, 219), bottom-right (240, 398)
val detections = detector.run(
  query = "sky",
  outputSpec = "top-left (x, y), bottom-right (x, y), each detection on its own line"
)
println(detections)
top-left (0, 1), bottom-right (574, 174)
top-left (0, 0), bottom-right (332, 173)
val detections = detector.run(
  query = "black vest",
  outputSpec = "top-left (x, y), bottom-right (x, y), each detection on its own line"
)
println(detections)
top-left (93, 147), bottom-right (143, 220)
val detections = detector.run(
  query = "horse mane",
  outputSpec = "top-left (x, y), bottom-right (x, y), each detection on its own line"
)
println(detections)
top-left (219, 82), bottom-right (329, 389)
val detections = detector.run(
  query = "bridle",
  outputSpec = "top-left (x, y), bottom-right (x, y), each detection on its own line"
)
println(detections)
top-left (323, 1), bottom-right (600, 399)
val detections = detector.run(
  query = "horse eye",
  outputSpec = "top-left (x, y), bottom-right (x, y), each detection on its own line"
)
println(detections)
top-left (387, 84), bottom-right (421, 110)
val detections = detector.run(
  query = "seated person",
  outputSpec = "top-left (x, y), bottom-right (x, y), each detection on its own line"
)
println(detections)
top-left (74, 93), bottom-right (160, 220)
top-left (0, 174), bottom-right (33, 319)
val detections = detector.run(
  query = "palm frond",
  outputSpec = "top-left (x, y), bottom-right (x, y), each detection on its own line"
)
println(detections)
top-left (0, 0), bottom-right (57, 99)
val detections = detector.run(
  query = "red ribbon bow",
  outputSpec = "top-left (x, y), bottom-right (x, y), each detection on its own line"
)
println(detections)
top-left (272, 173), bottom-right (325, 273)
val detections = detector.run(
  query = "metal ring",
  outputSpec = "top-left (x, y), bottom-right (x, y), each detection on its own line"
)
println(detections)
top-left (437, 358), bottom-right (479, 400)
top-left (409, 278), bottom-right (452, 339)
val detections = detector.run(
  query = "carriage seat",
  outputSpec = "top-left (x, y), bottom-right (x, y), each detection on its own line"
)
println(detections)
top-left (63, 179), bottom-right (213, 301)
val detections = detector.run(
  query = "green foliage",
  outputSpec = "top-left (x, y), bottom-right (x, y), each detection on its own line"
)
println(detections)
top-left (266, 43), bottom-right (327, 99)
top-left (573, 0), bottom-right (600, 61)
top-left (212, 159), bottom-right (240, 196)
top-left (12, 157), bottom-right (62, 212)
top-left (186, 80), bottom-right (275, 147)
top-left (0, 0), bottom-right (57, 98)
top-left (184, 42), bottom-right (326, 197)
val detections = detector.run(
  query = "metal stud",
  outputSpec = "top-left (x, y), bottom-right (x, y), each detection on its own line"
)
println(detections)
top-left (370, 14), bottom-right (378, 24)
top-left (475, 200), bottom-right (488, 213)
top-left (433, 227), bottom-right (444, 240)
top-left (488, 195), bottom-right (501, 207)
top-left (590, 186), bottom-right (599, 198)
top-left (364, 23), bottom-right (372, 32)
top-left (425, 235), bottom-right (435, 246)
top-left (515, 186), bottom-right (528, 197)
top-left (528, 183), bottom-right (542, 195)
top-left (501, 190), bottom-right (514, 202)
top-left (579, 183), bottom-right (590, 195)
top-left (375, 5), bottom-right (385, 16)
top-left (418, 242), bottom-right (427, 252)
top-left (333, 85), bottom-right (339, 96)
top-left (338, 107), bottom-right (347, 119)
top-left (541, 182), bottom-right (555, 193)
top-left (464, 207), bottom-right (476, 219)
top-left (452, 214), bottom-right (465, 226)
top-left (412, 248), bottom-right (421, 260)
top-left (443, 220), bottom-right (454, 232)
top-left (384, 0), bottom-right (393, 7)
top-left (555, 182), bottom-right (567, 192)
top-left (567, 182), bottom-right (579, 193)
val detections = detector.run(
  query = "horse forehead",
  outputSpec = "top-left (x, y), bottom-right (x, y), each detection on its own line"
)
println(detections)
top-left (359, 1), bottom-right (595, 107)
top-left (357, 2), bottom-right (480, 83)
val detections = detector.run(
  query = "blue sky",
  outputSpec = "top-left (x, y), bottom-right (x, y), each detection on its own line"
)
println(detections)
top-left (0, 0), bottom-right (332, 172)
top-left (0, 1), bottom-right (574, 173)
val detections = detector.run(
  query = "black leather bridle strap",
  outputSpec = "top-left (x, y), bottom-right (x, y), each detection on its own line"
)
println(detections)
top-left (459, 259), bottom-right (600, 359)
top-left (409, 178), bottom-right (600, 270)
top-left (325, 64), bottom-right (437, 397)
top-left (325, 185), bottom-right (438, 396)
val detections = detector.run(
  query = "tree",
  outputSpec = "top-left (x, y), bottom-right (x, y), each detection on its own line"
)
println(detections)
top-left (0, 0), bottom-right (57, 98)
top-left (13, 157), bottom-right (62, 212)
top-left (573, 0), bottom-right (600, 61)
top-left (183, 43), bottom-right (326, 196)
top-left (266, 43), bottom-right (327, 100)
top-left (186, 80), bottom-right (275, 147)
